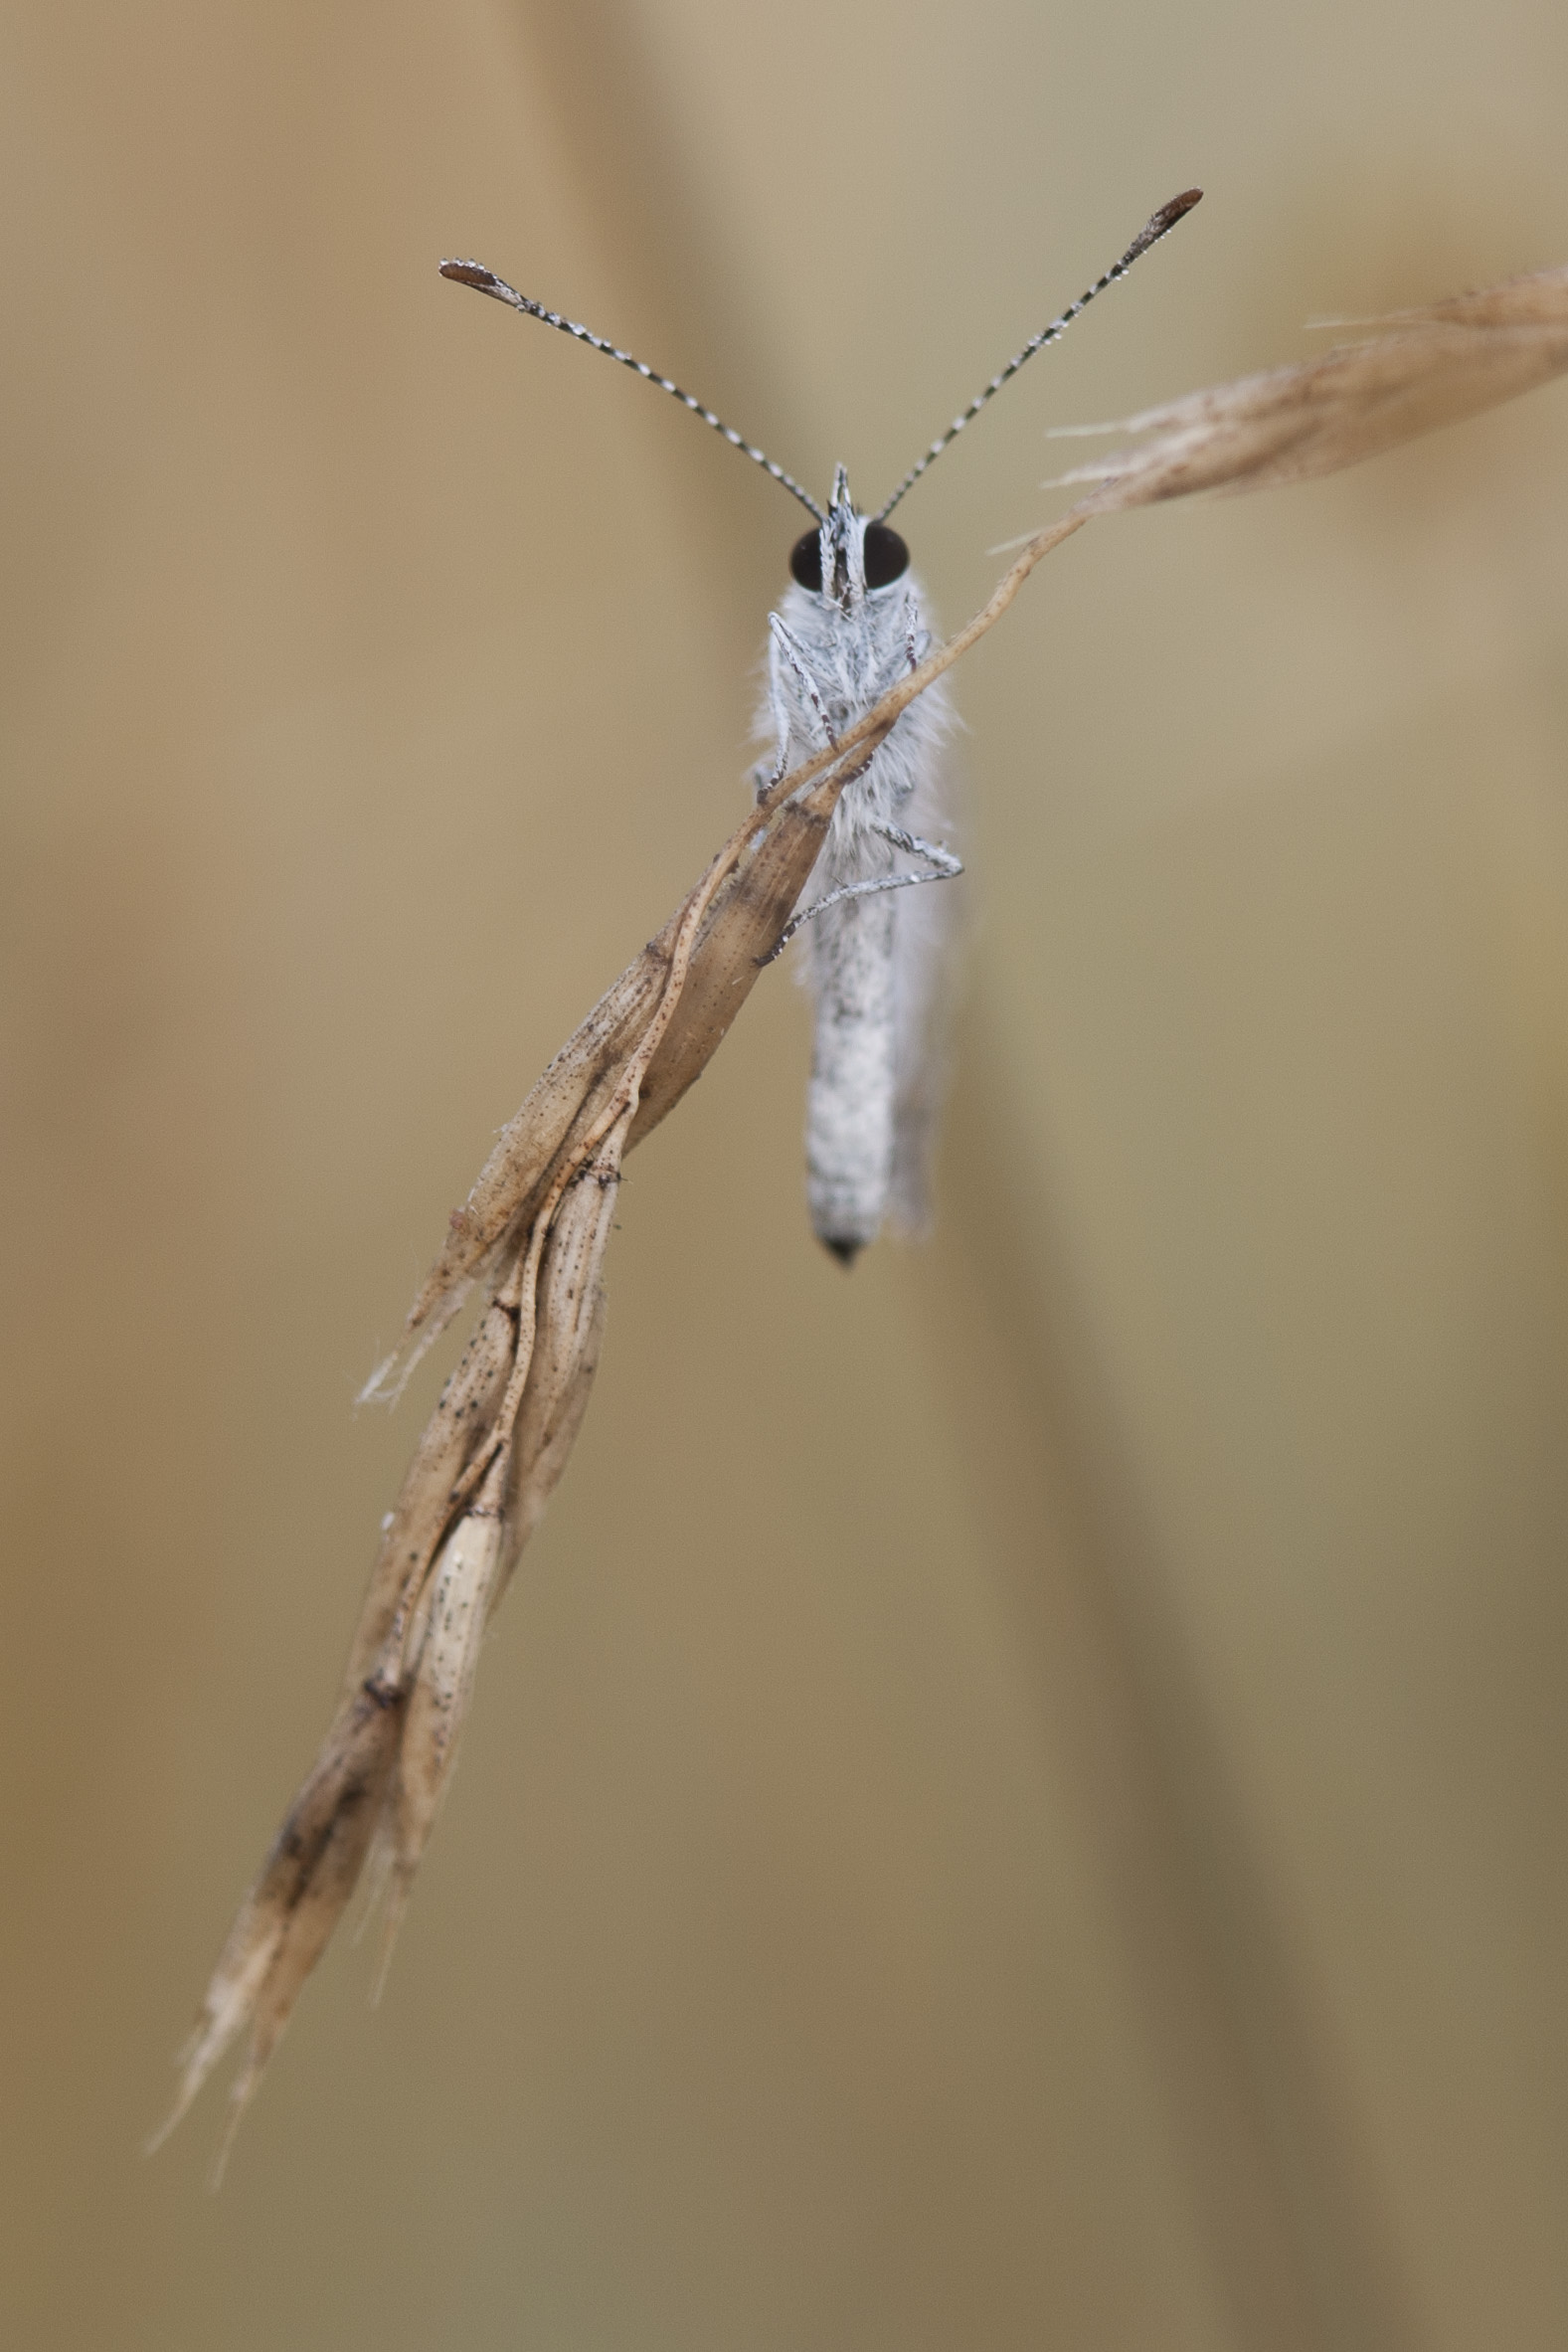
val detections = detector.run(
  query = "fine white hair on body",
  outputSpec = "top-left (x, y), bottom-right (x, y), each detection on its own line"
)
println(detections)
top-left (757, 468), bottom-right (957, 1261)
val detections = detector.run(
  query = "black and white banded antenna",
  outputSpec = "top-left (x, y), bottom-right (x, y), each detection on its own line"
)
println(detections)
top-left (437, 260), bottom-right (827, 524)
top-left (873, 187), bottom-right (1203, 522)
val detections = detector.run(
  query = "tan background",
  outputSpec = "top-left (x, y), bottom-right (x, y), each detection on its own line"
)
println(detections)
top-left (4, 3), bottom-right (1566, 2346)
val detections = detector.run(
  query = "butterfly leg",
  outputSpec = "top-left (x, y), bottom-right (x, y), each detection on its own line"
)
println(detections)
top-left (769, 615), bottom-right (837, 749)
top-left (872, 820), bottom-right (962, 881)
top-left (757, 825), bottom-right (962, 966)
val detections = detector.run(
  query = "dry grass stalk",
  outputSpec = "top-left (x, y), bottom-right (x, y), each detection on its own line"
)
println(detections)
top-left (161, 248), bottom-right (1568, 2173)
top-left (1049, 261), bottom-right (1568, 507)
top-left (157, 508), bottom-right (1090, 2170)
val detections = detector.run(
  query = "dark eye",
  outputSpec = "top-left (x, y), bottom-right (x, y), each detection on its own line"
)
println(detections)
top-left (789, 529), bottom-right (822, 591)
top-left (789, 523), bottom-right (911, 592)
top-left (862, 522), bottom-right (909, 588)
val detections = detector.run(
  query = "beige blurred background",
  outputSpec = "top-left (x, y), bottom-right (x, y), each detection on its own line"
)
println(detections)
top-left (4, 2), bottom-right (1567, 2346)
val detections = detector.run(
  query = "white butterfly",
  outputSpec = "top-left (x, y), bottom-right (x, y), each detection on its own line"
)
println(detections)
top-left (440, 192), bottom-right (1197, 1258)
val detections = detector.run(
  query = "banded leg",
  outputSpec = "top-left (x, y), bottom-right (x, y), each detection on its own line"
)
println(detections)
top-left (758, 821), bottom-right (962, 966)
top-left (768, 615), bottom-right (837, 750)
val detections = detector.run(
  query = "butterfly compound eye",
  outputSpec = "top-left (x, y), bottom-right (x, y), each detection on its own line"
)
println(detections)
top-left (788, 530), bottom-right (822, 591)
top-left (788, 523), bottom-right (909, 592)
top-left (862, 523), bottom-right (909, 589)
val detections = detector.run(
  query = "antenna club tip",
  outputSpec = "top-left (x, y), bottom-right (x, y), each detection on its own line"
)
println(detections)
top-left (439, 259), bottom-right (500, 291)
top-left (1124, 188), bottom-right (1203, 265)
top-left (1155, 188), bottom-right (1204, 231)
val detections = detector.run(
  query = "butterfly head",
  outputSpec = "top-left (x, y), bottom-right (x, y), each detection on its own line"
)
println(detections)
top-left (788, 467), bottom-right (910, 609)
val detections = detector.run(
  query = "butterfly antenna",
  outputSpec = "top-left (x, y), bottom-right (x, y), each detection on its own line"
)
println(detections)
top-left (874, 188), bottom-right (1203, 522)
top-left (439, 261), bottom-right (826, 524)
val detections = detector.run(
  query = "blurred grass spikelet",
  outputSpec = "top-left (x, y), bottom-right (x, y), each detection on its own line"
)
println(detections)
top-left (1047, 261), bottom-right (1568, 506)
